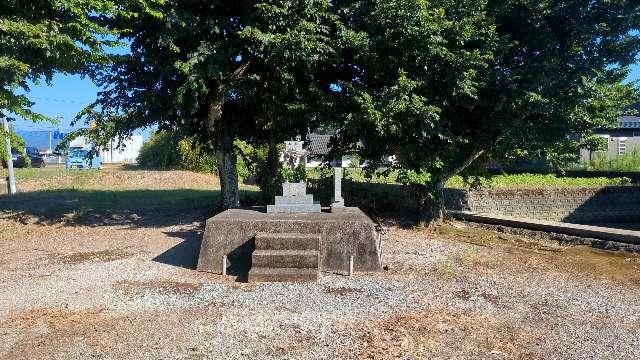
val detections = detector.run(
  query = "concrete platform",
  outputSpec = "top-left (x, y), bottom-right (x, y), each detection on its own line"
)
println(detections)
top-left (197, 208), bottom-right (383, 274)
top-left (451, 211), bottom-right (640, 245)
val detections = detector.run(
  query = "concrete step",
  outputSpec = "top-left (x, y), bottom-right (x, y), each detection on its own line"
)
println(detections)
top-left (248, 267), bottom-right (319, 283)
top-left (252, 249), bottom-right (319, 269)
top-left (255, 233), bottom-right (320, 251)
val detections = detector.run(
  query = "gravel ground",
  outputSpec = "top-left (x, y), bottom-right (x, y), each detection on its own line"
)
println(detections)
top-left (1, 219), bottom-right (639, 359)
top-left (0, 170), bottom-right (639, 359)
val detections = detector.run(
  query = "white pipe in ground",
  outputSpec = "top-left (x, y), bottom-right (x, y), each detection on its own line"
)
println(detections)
top-left (222, 255), bottom-right (227, 276)
top-left (349, 256), bottom-right (354, 276)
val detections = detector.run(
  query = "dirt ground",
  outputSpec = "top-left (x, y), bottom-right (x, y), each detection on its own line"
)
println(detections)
top-left (1, 169), bottom-right (639, 359)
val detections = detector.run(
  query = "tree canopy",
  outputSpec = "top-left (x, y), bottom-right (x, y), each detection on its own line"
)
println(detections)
top-left (75, 0), bottom-right (344, 208)
top-left (7, 0), bottom-right (638, 224)
top-left (331, 0), bottom-right (640, 224)
top-left (0, 0), bottom-right (121, 123)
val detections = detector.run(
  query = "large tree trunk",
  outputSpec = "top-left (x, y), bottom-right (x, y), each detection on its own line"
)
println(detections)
top-left (413, 149), bottom-right (486, 227)
top-left (204, 63), bottom-right (251, 210)
top-left (261, 135), bottom-right (281, 203)
top-left (208, 100), bottom-right (240, 210)
top-left (216, 137), bottom-right (240, 209)
top-left (414, 179), bottom-right (446, 228)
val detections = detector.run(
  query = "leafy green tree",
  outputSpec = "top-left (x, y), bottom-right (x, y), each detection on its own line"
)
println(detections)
top-left (581, 134), bottom-right (609, 164)
top-left (333, 0), bottom-right (640, 225)
top-left (74, 0), bottom-right (341, 209)
top-left (0, 0), bottom-right (117, 125)
top-left (0, 125), bottom-right (25, 166)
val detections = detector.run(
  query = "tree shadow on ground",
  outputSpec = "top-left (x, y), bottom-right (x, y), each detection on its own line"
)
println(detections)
top-left (0, 188), bottom-right (259, 228)
top-left (154, 228), bottom-right (253, 282)
top-left (154, 229), bottom-right (204, 269)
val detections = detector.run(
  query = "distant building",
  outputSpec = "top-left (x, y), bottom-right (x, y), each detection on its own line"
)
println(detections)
top-left (67, 135), bottom-right (144, 164)
top-left (305, 133), bottom-right (359, 168)
top-left (580, 103), bottom-right (640, 161)
top-left (100, 136), bottom-right (144, 164)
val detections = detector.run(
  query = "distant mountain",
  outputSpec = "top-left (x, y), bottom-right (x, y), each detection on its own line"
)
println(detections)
top-left (16, 130), bottom-right (63, 151)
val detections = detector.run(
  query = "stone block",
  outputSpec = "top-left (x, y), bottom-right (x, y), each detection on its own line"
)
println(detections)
top-left (266, 203), bottom-right (321, 213)
top-left (198, 208), bottom-right (383, 274)
top-left (274, 194), bottom-right (314, 205)
top-left (282, 182), bottom-right (307, 197)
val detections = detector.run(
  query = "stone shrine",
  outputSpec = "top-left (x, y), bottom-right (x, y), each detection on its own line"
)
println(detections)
top-left (197, 140), bottom-right (383, 282)
top-left (266, 140), bottom-right (321, 213)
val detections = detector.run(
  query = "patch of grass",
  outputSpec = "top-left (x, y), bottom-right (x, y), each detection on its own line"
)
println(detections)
top-left (576, 149), bottom-right (640, 171)
top-left (339, 168), bottom-right (631, 188)
top-left (1, 167), bottom-right (69, 181)
top-left (0, 167), bottom-right (105, 190)
top-left (343, 169), bottom-right (632, 187)
top-left (436, 257), bottom-right (457, 276)
top-left (435, 249), bottom-right (478, 276)
top-left (446, 173), bottom-right (632, 188)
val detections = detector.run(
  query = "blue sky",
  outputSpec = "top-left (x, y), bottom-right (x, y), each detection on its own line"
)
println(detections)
top-left (11, 63), bottom-right (640, 136)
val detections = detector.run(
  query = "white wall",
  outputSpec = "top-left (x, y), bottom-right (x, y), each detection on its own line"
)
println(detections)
top-left (304, 155), bottom-right (361, 168)
top-left (100, 136), bottom-right (144, 164)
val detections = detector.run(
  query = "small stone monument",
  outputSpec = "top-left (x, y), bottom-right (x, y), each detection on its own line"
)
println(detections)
top-left (267, 141), bottom-right (321, 213)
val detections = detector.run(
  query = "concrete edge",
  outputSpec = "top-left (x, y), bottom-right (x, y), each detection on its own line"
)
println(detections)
top-left (449, 211), bottom-right (640, 245)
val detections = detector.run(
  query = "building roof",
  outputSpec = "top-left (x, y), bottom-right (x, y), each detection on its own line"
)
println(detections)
top-left (306, 133), bottom-right (333, 156)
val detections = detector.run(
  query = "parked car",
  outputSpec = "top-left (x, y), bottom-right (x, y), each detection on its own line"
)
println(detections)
top-left (1, 147), bottom-right (46, 168)
top-left (65, 149), bottom-right (102, 170)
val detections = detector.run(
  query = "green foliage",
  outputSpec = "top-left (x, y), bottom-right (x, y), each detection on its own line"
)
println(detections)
top-left (344, 168), bottom-right (632, 188)
top-left (580, 149), bottom-right (640, 172)
top-left (281, 164), bottom-right (307, 183)
top-left (333, 0), bottom-right (640, 222)
top-left (581, 136), bottom-right (609, 153)
top-left (137, 131), bottom-right (218, 174)
top-left (0, 0), bottom-right (120, 122)
top-left (0, 124), bottom-right (26, 164)
top-left (446, 174), bottom-right (632, 188)
top-left (136, 131), bottom-right (181, 170)
top-left (235, 140), bottom-right (284, 203)
top-left (177, 139), bottom-right (218, 174)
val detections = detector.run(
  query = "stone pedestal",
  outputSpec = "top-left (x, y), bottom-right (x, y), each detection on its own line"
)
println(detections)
top-left (197, 208), bottom-right (383, 274)
top-left (267, 181), bottom-right (321, 213)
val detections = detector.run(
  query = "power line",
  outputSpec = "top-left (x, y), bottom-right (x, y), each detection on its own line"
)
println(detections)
top-left (29, 96), bottom-right (94, 105)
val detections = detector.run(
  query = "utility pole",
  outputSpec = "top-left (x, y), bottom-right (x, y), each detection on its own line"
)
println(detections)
top-left (1, 112), bottom-right (17, 195)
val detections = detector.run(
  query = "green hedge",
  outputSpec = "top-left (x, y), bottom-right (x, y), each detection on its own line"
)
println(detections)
top-left (341, 169), bottom-right (632, 188)
top-left (446, 173), bottom-right (632, 188)
top-left (137, 131), bottom-right (217, 173)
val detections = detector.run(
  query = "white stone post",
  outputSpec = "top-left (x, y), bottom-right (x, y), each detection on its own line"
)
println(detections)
top-left (222, 255), bottom-right (227, 276)
top-left (2, 115), bottom-right (16, 195)
top-left (332, 167), bottom-right (345, 208)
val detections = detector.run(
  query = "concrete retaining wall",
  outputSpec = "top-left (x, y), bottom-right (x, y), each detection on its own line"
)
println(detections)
top-left (445, 186), bottom-right (640, 223)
